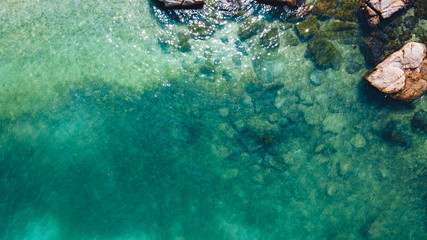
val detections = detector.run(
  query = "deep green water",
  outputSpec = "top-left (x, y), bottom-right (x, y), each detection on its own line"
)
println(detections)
top-left (0, 0), bottom-right (426, 239)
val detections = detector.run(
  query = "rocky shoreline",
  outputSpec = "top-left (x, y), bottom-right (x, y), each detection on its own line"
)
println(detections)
top-left (154, 0), bottom-right (427, 101)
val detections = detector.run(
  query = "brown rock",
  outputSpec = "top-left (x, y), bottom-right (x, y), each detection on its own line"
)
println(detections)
top-left (360, 0), bottom-right (414, 27)
top-left (365, 42), bottom-right (427, 102)
top-left (393, 69), bottom-right (427, 101)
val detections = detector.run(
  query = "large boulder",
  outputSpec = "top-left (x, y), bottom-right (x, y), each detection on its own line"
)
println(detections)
top-left (360, 0), bottom-right (414, 27)
top-left (365, 42), bottom-right (427, 102)
top-left (156, 0), bottom-right (204, 8)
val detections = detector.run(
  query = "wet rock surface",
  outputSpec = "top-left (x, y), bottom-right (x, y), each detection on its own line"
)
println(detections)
top-left (365, 42), bottom-right (427, 101)
top-left (360, 0), bottom-right (414, 27)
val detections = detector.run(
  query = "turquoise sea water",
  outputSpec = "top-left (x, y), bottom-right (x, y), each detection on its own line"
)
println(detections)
top-left (0, 0), bottom-right (426, 239)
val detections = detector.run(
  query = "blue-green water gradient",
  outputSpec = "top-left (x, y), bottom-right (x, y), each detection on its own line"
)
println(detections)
top-left (0, 0), bottom-right (426, 239)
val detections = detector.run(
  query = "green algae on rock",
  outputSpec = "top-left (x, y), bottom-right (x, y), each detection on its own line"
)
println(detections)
top-left (189, 21), bottom-right (216, 39)
top-left (260, 27), bottom-right (280, 50)
top-left (295, 16), bottom-right (320, 39)
top-left (351, 133), bottom-right (367, 148)
top-left (177, 32), bottom-right (192, 52)
top-left (238, 16), bottom-right (265, 41)
top-left (312, 0), bottom-right (360, 22)
top-left (283, 31), bottom-right (300, 46)
top-left (307, 36), bottom-right (341, 68)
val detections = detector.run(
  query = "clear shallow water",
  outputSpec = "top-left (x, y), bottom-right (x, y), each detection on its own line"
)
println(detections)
top-left (0, 0), bottom-right (426, 239)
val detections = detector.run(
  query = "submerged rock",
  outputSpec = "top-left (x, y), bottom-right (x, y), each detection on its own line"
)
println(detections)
top-left (295, 16), bottom-right (320, 39)
top-left (238, 16), bottom-right (265, 41)
top-left (312, 0), bottom-right (360, 21)
top-left (415, 0), bottom-right (427, 20)
top-left (312, 0), bottom-right (336, 18)
top-left (323, 114), bottom-right (347, 134)
top-left (411, 110), bottom-right (427, 132)
top-left (308, 69), bottom-right (326, 86)
top-left (256, 0), bottom-right (300, 8)
top-left (284, 32), bottom-right (300, 46)
top-left (157, 0), bottom-right (204, 8)
top-left (177, 32), bottom-right (191, 52)
top-left (189, 21), bottom-right (216, 40)
top-left (364, 31), bottom-right (388, 65)
top-left (365, 42), bottom-right (427, 102)
top-left (350, 133), bottom-right (367, 148)
top-left (260, 27), bottom-right (280, 50)
top-left (360, 0), bottom-right (413, 27)
top-left (325, 20), bottom-right (357, 32)
top-left (382, 120), bottom-right (411, 146)
top-left (307, 36), bottom-right (341, 68)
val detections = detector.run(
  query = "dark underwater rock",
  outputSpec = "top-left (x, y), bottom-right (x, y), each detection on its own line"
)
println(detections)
top-left (260, 27), bottom-right (280, 50)
top-left (284, 32), bottom-right (300, 46)
top-left (415, 0), bottom-right (427, 19)
top-left (238, 16), bottom-right (265, 41)
top-left (295, 16), bottom-right (320, 39)
top-left (156, 0), bottom-right (204, 9)
top-left (312, 0), bottom-right (336, 18)
top-left (411, 110), bottom-right (427, 132)
top-left (364, 31), bottom-right (388, 65)
top-left (177, 32), bottom-right (191, 52)
top-left (200, 60), bottom-right (215, 75)
top-left (189, 21), bottom-right (216, 39)
top-left (316, 19), bottom-right (360, 45)
top-left (307, 36), bottom-right (340, 68)
top-left (325, 20), bottom-right (357, 32)
top-left (382, 120), bottom-right (411, 146)
top-left (256, 0), bottom-right (300, 8)
top-left (345, 57), bottom-right (364, 74)
top-left (312, 0), bottom-right (359, 22)
top-left (403, 16), bottom-right (418, 30)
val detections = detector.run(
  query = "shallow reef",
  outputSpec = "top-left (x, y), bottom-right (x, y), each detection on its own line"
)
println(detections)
top-left (0, 0), bottom-right (426, 239)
